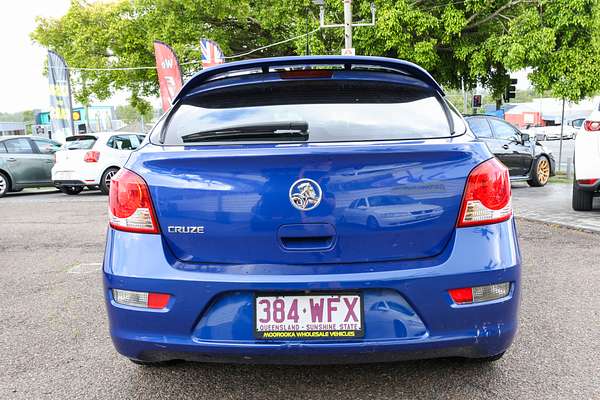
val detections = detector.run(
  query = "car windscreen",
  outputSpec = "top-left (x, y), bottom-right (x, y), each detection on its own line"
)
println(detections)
top-left (158, 80), bottom-right (462, 145)
top-left (65, 137), bottom-right (97, 150)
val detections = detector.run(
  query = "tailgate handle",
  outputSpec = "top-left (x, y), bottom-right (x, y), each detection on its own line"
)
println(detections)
top-left (278, 224), bottom-right (336, 251)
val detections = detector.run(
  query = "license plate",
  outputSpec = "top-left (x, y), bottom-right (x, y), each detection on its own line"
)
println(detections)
top-left (56, 171), bottom-right (74, 180)
top-left (254, 293), bottom-right (363, 340)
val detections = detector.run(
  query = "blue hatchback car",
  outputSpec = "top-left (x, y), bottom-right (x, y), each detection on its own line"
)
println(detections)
top-left (103, 56), bottom-right (520, 365)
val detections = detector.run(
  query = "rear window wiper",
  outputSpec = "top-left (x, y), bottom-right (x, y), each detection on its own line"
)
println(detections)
top-left (181, 121), bottom-right (309, 143)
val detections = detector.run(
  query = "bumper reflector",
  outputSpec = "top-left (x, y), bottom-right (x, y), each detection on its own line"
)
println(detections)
top-left (449, 282), bottom-right (510, 304)
top-left (112, 289), bottom-right (170, 309)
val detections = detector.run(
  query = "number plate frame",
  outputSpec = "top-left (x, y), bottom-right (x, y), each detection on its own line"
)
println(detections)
top-left (253, 291), bottom-right (364, 340)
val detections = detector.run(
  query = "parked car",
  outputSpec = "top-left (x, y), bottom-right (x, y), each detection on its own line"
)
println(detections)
top-left (573, 110), bottom-right (600, 210)
top-left (343, 195), bottom-right (443, 228)
top-left (465, 115), bottom-right (555, 186)
top-left (52, 132), bottom-right (145, 195)
top-left (569, 118), bottom-right (585, 139)
top-left (0, 135), bottom-right (62, 197)
top-left (104, 56), bottom-right (520, 365)
top-left (523, 125), bottom-right (575, 141)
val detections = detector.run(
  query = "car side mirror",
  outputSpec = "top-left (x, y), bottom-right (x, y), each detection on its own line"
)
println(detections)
top-left (521, 133), bottom-right (530, 144)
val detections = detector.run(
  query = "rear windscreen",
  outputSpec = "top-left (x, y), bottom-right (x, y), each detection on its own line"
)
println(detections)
top-left (158, 80), bottom-right (462, 145)
top-left (65, 137), bottom-right (97, 150)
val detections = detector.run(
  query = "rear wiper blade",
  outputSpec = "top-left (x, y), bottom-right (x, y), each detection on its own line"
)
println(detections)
top-left (181, 121), bottom-right (309, 143)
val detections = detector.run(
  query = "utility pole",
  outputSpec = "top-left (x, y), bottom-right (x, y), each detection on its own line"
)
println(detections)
top-left (315, 0), bottom-right (376, 55)
top-left (558, 98), bottom-right (565, 172)
top-left (461, 76), bottom-right (467, 114)
top-left (344, 0), bottom-right (352, 51)
top-left (306, 9), bottom-right (310, 55)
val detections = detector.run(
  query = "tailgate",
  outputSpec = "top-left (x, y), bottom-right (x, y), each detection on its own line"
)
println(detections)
top-left (138, 142), bottom-right (489, 264)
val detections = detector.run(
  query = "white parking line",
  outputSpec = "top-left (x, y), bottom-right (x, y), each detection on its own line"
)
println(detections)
top-left (67, 262), bottom-right (102, 274)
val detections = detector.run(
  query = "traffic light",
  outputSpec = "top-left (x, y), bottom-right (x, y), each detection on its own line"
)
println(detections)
top-left (472, 94), bottom-right (482, 108)
top-left (504, 78), bottom-right (517, 102)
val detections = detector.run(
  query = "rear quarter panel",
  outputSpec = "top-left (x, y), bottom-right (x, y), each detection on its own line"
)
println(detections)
top-left (575, 113), bottom-right (600, 180)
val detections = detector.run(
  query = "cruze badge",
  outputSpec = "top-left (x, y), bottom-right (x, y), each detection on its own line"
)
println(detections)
top-left (167, 226), bottom-right (205, 234)
top-left (289, 178), bottom-right (322, 211)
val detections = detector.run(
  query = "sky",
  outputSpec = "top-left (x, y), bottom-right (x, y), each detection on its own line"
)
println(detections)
top-left (0, 1), bottom-right (532, 115)
top-left (0, 1), bottom-right (71, 113)
top-left (0, 0), bottom-right (134, 114)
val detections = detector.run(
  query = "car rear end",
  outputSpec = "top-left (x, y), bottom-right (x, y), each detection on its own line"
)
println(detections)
top-left (573, 110), bottom-right (600, 210)
top-left (52, 135), bottom-right (102, 188)
top-left (103, 56), bottom-right (520, 364)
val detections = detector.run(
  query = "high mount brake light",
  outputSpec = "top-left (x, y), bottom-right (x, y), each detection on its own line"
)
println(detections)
top-left (280, 70), bottom-right (333, 79)
top-left (84, 151), bottom-right (100, 163)
top-left (457, 158), bottom-right (512, 227)
top-left (584, 120), bottom-right (600, 131)
top-left (108, 169), bottom-right (159, 234)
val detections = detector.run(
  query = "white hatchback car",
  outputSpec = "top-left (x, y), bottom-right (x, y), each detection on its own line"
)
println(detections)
top-left (573, 111), bottom-right (600, 210)
top-left (52, 132), bottom-right (145, 195)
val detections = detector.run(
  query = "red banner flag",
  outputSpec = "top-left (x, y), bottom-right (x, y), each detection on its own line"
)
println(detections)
top-left (153, 41), bottom-right (183, 112)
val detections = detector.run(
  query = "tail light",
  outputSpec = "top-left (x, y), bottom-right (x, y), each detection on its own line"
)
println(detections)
top-left (584, 120), bottom-right (600, 131)
top-left (577, 179), bottom-right (599, 185)
top-left (457, 158), bottom-right (512, 227)
top-left (449, 283), bottom-right (511, 304)
top-left (84, 151), bottom-right (100, 162)
top-left (109, 169), bottom-right (159, 233)
top-left (112, 289), bottom-right (170, 309)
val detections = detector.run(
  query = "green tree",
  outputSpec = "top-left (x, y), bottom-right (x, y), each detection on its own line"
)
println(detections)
top-left (31, 0), bottom-right (600, 111)
top-left (115, 104), bottom-right (152, 124)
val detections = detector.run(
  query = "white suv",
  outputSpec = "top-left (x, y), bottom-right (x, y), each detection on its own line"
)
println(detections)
top-left (573, 111), bottom-right (600, 210)
top-left (52, 132), bottom-right (145, 195)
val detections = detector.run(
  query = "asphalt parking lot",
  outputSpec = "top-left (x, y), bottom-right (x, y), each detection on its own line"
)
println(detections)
top-left (1, 189), bottom-right (599, 399)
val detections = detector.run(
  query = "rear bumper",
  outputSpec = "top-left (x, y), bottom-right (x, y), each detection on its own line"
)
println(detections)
top-left (52, 168), bottom-right (100, 186)
top-left (53, 180), bottom-right (89, 187)
top-left (548, 154), bottom-right (557, 176)
top-left (103, 219), bottom-right (521, 364)
top-left (573, 180), bottom-right (600, 192)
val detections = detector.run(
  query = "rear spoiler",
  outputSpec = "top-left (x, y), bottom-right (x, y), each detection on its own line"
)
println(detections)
top-left (174, 56), bottom-right (445, 103)
top-left (65, 135), bottom-right (98, 141)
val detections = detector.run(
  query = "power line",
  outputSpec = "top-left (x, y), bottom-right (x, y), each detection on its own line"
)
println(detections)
top-left (48, 28), bottom-right (320, 72)
top-left (50, 59), bottom-right (201, 72)
top-left (223, 28), bottom-right (320, 59)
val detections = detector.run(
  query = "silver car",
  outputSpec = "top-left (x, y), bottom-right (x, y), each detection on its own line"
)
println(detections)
top-left (0, 136), bottom-right (61, 197)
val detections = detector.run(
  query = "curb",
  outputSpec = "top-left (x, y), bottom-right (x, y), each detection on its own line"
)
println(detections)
top-left (516, 216), bottom-right (600, 235)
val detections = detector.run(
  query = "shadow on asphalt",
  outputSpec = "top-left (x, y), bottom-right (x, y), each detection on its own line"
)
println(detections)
top-left (4, 190), bottom-right (60, 198)
top-left (125, 357), bottom-right (499, 398)
top-left (5, 189), bottom-right (106, 198)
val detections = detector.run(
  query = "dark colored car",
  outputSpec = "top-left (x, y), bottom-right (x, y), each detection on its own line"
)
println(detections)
top-left (103, 56), bottom-right (520, 365)
top-left (0, 135), bottom-right (62, 197)
top-left (465, 115), bottom-right (555, 186)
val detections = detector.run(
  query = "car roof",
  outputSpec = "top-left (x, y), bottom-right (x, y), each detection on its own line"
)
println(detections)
top-left (464, 115), bottom-right (506, 123)
top-left (174, 55), bottom-right (445, 102)
top-left (65, 132), bottom-right (144, 140)
top-left (0, 135), bottom-right (58, 141)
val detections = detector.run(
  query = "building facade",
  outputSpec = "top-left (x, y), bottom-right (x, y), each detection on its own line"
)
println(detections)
top-left (0, 122), bottom-right (26, 136)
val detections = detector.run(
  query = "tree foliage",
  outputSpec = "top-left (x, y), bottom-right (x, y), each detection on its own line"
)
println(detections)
top-left (115, 104), bottom-right (154, 124)
top-left (31, 0), bottom-right (600, 113)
